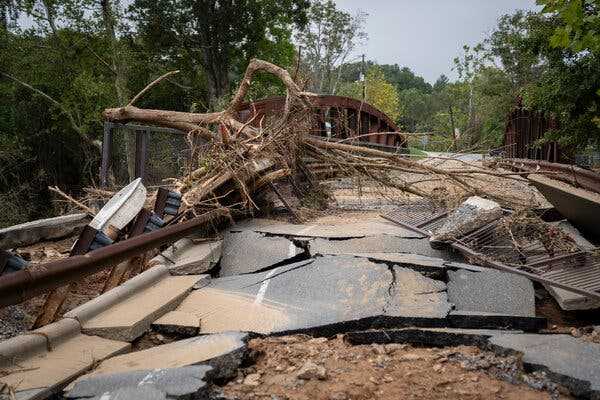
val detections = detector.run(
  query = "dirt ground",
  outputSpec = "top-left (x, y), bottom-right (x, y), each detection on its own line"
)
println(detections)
top-left (222, 335), bottom-right (570, 400)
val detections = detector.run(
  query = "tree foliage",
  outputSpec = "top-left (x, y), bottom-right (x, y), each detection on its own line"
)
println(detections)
top-left (338, 66), bottom-right (400, 121)
top-left (295, 0), bottom-right (367, 94)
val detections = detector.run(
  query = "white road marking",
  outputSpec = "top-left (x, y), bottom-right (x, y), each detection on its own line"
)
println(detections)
top-left (254, 267), bottom-right (280, 304)
top-left (254, 225), bottom-right (314, 304)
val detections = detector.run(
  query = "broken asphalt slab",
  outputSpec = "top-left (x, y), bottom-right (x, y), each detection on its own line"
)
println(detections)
top-left (155, 254), bottom-right (541, 336)
top-left (154, 255), bottom-right (452, 336)
top-left (309, 235), bottom-right (464, 262)
top-left (446, 269), bottom-right (545, 331)
top-left (219, 230), bottom-right (304, 276)
top-left (67, 332), bottom-right (247, 391)
top-left (231, 217), bottom-right (425, 239)
top-left (448, 269), bottom-right (536, 317)
top-left (65, 365), bottom-right (213, 400)
top-left (346, 328), bottom-right (600, 400)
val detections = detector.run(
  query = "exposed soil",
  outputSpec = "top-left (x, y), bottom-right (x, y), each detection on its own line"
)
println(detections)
top-left (222, 335), bottom-right (571, 400)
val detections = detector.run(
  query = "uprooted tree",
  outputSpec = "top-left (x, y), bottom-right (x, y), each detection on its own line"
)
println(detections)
top-left (102, 58), bottom-right (554, 220)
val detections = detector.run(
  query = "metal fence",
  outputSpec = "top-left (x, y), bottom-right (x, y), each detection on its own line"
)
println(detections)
top-left (101, 122), bottom-right (201, 188)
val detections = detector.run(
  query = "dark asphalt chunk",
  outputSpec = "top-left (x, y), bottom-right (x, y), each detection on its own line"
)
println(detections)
top-left (65, 365), bottom-right (212, 400)
top-left (219, 230), bottom-right (304, 276)
top-left (489, 333), bottom-right (600, 399)
top-left (447, 270), bottom-right (536, 317)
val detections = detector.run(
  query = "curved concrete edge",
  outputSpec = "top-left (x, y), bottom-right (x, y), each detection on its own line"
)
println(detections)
top-left (150, 238), bottom-right (223, 276)
top-left (64, 265), bottom-right (170, 324)
top-left (0, 318), bottom-right (81, 363)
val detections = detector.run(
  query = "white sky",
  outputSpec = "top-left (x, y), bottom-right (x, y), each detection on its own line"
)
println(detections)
top-left (334, 0), bottom-right (541, 83)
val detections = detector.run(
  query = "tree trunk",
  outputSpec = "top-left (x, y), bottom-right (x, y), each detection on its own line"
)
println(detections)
top-left (448, 105), bottom-right (457, 151)
top-left (101, 0), bottom-right (136, 181)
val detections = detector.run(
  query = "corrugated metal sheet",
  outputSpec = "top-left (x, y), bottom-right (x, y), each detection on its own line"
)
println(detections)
top-left (504, 104), bottom-right (562, 162)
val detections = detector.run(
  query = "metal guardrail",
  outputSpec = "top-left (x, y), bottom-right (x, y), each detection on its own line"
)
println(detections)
top-left (0, 208), bottom-right (228, 307)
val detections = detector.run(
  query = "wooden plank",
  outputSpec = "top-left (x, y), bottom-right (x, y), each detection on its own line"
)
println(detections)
top-left (33, 226), bottom-right (99, 328)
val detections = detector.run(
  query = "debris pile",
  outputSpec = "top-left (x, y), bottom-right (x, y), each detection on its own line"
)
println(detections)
top-left (1, 59), bottom-right (600, 400)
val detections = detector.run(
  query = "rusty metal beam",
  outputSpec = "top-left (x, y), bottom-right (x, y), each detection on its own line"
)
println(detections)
top-left (0, 208), bottom-right (229, 308)
top-left (32, 225), bottom-right (99, 328)
top-left (499, 158), bottom-right (600, 194)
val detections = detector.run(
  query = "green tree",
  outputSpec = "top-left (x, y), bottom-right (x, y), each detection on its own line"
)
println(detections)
top-left (538, 0), bottom-right (600, 55)
top-left (488, 9), bottom-right (600, 149)
top-left (132, 0), bottom-right (309, 105)
top-left (295, 0), bottom-right (367, 94)
top-left (338, 66), bottom-right (400, 121)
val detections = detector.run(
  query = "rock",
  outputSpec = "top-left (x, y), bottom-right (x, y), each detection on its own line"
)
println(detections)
top-left (329, 392), bottom-right (348, 400)
top-left (0, 213), bottom-right (89, 249)
top-left (384, 343), bottom-right (408, 354)
top-left (296, 361), bottom-right (328, 380)
top-left (243, 373), bottom-right (261, 386)
top-left (431, 196), bottom-right (501, 242)
top-left (397, 353), bottom-right (424, 362)
top-left (371, 343), bottom-right (386, 355)
top-left (433, 364), bottom-right (443, 372)
top-left (571, 328), bottom-right (583, 338)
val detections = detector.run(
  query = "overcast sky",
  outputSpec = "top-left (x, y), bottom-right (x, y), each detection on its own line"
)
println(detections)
top-left (334, 0), bottom-right (540, 83)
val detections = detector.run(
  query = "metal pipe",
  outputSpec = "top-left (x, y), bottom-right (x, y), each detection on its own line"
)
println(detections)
top-left (0, 208), bottom-right (229, 307)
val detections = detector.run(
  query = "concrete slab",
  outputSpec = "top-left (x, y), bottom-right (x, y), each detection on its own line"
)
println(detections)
top-left (65, 365), bottom-right (213, 400)
top-left (251, 219), bottom-right (424, 239)
top-left (309, 235), bottom-right (464, 261)
top-left (154, 256), bottom-right (453, 336)
top-left (152, 238), bottom-right (222, 275)
top-left (447, 269), bottom-right (536, 317)
top-left (65, 268), bottom-right (202, 341)
top-left (219, 231), bottom-right (302, 276)
top-left (0, 213), bottom-right (89, 249)
top-left (0, 319), bottom-right (129, 400)
top-left (68, 332), bottom-right (247, 388)
top-left (346, 328), bottom-right (600, 399)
